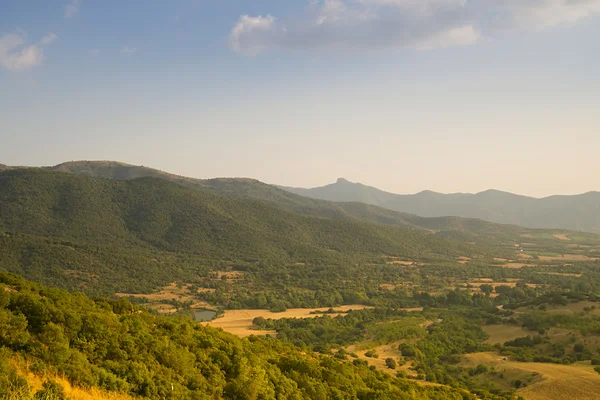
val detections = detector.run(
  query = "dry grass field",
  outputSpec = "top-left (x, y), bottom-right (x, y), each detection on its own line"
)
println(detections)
top-left (116, 282), bottom-right (212, 314)
top-left (483, 325), bottom-right (534, 344)
top-left (463, 352), bottom-right (600, 400)
top-left (552, 234), bottom-right (572, 241)
top-left (12, 362), bottom-right (133, 400)
top-left (202, 305), bottom-right (373, 337)
top-left (538, 254), bottom-right (598, 262)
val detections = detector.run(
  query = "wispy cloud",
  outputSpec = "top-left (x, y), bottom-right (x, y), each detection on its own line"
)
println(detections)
top-left (64, 0), bottom-right (81, 19)
top-left (230, 0), bottom-right (600, 55)
top-left (120, 46), bottom-right (138, 54)
top-left (0, 32), bottom-right (57, 71)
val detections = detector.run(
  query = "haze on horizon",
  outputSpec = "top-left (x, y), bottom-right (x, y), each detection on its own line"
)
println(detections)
top-left (1, 0), bottom-right (599, 198)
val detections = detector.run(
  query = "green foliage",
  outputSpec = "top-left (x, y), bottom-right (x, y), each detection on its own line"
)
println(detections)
top-left (385, 358), bottom-right (397, 369)
top-left (0, 169), bottom-right (484, 296)
top-left (0, 273), bottom-right (470, 399)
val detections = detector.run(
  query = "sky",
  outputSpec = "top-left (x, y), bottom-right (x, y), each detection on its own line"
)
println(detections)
top-left (1, 0), bottom-right (599, 198)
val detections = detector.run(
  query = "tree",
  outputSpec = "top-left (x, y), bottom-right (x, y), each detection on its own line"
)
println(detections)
top-left (385, 358), bottom-right (397, 369)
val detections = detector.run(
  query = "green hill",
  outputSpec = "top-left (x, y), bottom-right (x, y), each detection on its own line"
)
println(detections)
top-left (0, 273), bottom-right (469, 399)
top-left (45, 161), bottom-right (566, 242)
top-left (0, 169), bottom-right (483, 295)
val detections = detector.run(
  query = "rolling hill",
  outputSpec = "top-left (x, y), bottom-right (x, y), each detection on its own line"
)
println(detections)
top-left (40, 161), bottom-right (570, 242)
top-left (280, 178), bottom-right (600, 233)
top-left (0, 168), bottom-right (484, 293)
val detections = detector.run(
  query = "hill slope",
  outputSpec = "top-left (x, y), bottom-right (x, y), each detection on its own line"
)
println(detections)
top-left (0, 169), bottom-right (483, 293)
top-left (45, 161), bottom-right (561, 241)
top-left (0, 273), bottom-right (468, 399)
top-left (280, 179), bottom-right (600, 233)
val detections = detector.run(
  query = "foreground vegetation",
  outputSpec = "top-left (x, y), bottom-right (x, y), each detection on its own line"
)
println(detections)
top-left (0, 273), bottom-right (473, 399)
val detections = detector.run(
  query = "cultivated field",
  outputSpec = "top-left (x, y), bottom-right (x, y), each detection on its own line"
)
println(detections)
top-left (553, 234), bottom-right (571, 241)
top-left (202, 305), bottom-right (374, 337)
top-left (463, 352), bottom-right (600, 400)
top-left (116, 282), bottom-right (212, 314)
top-left (483, 324), bottom-right (534, 344)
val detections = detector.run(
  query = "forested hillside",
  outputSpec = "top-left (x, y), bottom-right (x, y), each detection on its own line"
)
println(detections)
top-left (0, 273), bottom-right (470, 399)
top-left (43, 161), bottom-right (590, 242)
top-left (0, 169), bottom-right (483, 295)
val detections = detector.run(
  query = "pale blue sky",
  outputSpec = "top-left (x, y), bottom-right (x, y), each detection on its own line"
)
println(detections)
top-left (1, 0), bottom-right (599, 197)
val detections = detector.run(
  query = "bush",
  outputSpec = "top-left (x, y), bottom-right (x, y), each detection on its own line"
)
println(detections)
top-left (385, 358), bottom-right (397, 369)
top-left (364, 350), bottom-right (378, 358)
top-left (34, 380), bottom-right (67, 400)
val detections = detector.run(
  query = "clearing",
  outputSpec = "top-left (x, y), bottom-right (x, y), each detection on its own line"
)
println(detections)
top-left (483, 325), bottom-right (535, 345)
top-left (538, 254), bottom-right (598, 262)
top-left (116, 282), bottom-right (212, 314)
top-left (202, 305), bottom-right (373, 337)
top-left (463, 352), bottom-right (600, 400)
top-left (552, 234), bottom-right (572, 241)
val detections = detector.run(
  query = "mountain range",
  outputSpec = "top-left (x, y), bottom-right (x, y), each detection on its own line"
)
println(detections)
top-left (0, 167), bottom-right (488, 294)
top-left (3, 160), bottom-right (562, 241)
top-left (280, 178), bottom-right (600, 233)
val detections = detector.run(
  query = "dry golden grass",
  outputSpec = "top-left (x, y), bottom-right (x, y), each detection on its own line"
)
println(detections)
top-left (15, 363), bottom-right (133, 400)
top-left (501, 262), bottom-right (530, 269)
top-left (457, 256), bottom-right (471, 264)
top-left (540, 272), bottom-right (582, 277)
top-left (213, 271), bottom-right (245, 279)
top-left (519, 253), bottom-right (534, 259)
top-left (116, 283), bottom-right (212, 314)
top-left (202, 305), bottom-right (373, 337)
top-left (463, 352), bottom-right (600, 400)
top-left (386, 260), bottom-right (415, 265)
top-left (345, 342), bottom-right (446, 388)
top-left (552, 234), bottom-right (572, 241)
top-left (536, 301), bottom-right (600, 316)
top-left (483, 325), bottom-right (534, 345)
top-left (538, 254), bottom-right (598, 262)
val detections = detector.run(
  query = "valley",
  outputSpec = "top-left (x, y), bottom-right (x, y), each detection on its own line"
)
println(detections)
top-left (1, 164), bottom-right (600, 399)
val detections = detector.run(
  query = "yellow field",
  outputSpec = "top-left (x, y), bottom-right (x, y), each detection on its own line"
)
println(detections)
top-left (483, 325), bottom-right (533, 344)
top-left (552, 234), bottom-right (572, 241)
top-left (344, 342), bottom-right (445, 388)
top-left (202, 305), bottom-right (375, 337)
top-left (463, 352), bottom-right (600, 400)
top-left (538, 254), bottom-right (598, 262)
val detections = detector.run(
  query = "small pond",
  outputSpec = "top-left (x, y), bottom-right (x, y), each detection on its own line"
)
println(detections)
top-left (194, 309), bottom-right (217, 322)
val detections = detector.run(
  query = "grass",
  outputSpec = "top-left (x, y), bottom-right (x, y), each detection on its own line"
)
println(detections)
top-left (11, 361), bottom-right (133, 400)
top-left (202, 305), bottom-right (373, 337)
top-left (462, 352), bottom-right (600, 400)
top-left (483, 325), bottom-right (535, 345)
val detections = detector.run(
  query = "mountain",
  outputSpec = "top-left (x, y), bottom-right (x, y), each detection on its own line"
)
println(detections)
top-left (280, 179), bottom-right (600, 233)
top-left (0, 168), bottom-right (482, 294)
top-left (42, 161), bottom-right (554, 240)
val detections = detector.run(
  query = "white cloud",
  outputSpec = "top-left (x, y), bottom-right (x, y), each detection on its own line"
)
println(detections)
top-left (64, 0), bottom-right (81, 19)
top-left (0, 32), bottom-right (57, 71)
top-left (229, 15), bottom-right (279, 55)
top-left (493, 0), bottom-right (600, 29)
top-left (415, 25), bottom-right (479, 50)
top-left (120, 46), bottom-right (138, 54)
top-left (230, 0), bottom-right (600, 54)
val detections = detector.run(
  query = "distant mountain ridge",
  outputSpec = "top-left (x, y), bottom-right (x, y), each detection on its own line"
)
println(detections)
top-left (279, 179), bottom-right (600, 233)
top-left (3, 160), bottom-right (594, 237)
